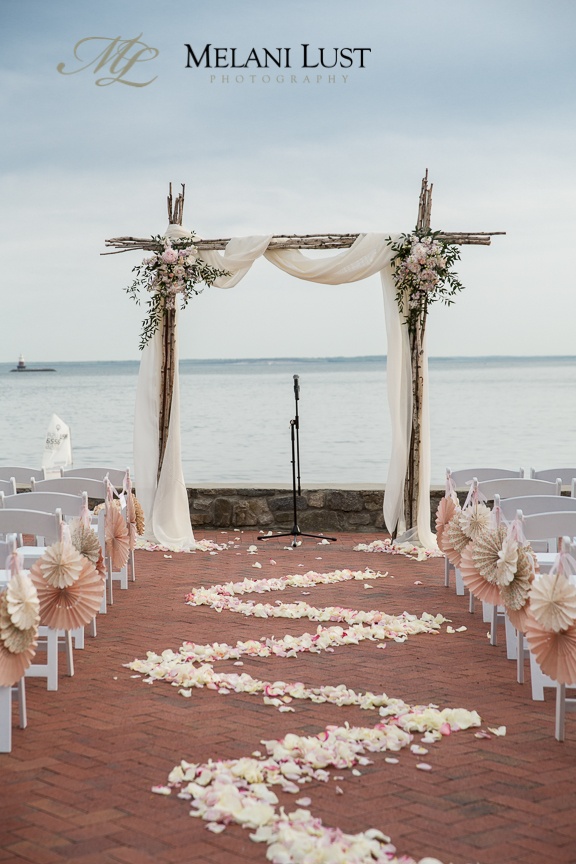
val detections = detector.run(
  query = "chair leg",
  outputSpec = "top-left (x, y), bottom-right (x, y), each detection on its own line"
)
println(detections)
top-left (47, 627), bottom-right (59, 691)
top-left (64, 631), bottom-right (74, 677)
top-left (130, 549), bottom-right (136, 582)
top-left (107, 557), bottom-right (114, 606)
top-left (0, 686), bottom-right (11, 753)
top-left (444, 557), bottom-right (450, 587)
top-left (504, 615), bottom-right (517, 661)
top-left (516, 631), bottom-right (524, 684)
top-left (16, 678), bottom-right (27, 728)
top-left (556, 683), bottom-right (566, 742)
top-left (89, 616), bottom-right (97, 637)
top-left (490, 605), bottom-right (498, 646)
top-left (72, 627), bottom-right (84, 650)
top-left (455, 568), bottom-right (465, 596)
top-left (468, 591), bottom-right (475, 613)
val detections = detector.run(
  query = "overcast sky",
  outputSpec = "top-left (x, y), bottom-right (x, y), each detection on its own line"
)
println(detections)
top-left (1, 0), bottom-right (575, 362)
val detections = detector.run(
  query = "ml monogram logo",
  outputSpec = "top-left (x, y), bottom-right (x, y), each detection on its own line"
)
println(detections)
top-left (57, 34), bottom-right (159, 87)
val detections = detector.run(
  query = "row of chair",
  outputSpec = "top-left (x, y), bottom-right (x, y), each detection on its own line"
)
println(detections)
top-left (443, 466), bottom-right (576, 740)
top-left (0, 466), bottom-right (136, 752)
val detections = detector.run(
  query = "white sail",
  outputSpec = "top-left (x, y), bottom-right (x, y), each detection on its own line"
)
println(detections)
top-left (42, 414), bottom-right (72, 470)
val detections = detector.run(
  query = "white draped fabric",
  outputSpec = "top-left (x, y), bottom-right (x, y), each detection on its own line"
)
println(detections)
top-left (133, 229), bottom-right (436, 550)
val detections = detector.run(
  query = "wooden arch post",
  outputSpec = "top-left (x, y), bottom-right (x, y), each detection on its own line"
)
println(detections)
top-left (403, 171), bottom-right (433, 534)
top-left (158, 182), bottom-right (185, 480)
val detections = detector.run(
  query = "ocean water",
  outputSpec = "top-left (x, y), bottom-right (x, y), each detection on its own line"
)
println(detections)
top-left (0, 356), bottom-right (574, 486)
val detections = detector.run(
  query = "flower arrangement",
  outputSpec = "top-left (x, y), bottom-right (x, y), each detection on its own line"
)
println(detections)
top-left (388, 231), bottom-right (465, 332)
top-left (125, 235), bottom-right (228, 348)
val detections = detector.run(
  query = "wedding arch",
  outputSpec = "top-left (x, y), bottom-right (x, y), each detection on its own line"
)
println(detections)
top-left (104, 174), bottom-right (504, 550)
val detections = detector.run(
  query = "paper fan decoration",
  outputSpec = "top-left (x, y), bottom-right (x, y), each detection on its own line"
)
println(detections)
top-left (30, 556), bottom-right (104, 630)
top-left (467, 523), bottom-right (508, 582)
top-left (525, 616), bottom-right (576, 685)
top-left (459, 502), bottom-right (492, 542)
top-left (35, 541), bottom-right (84, 588)
top-left (499, 545), bottom-right (535, 612)
top-left (95, 548), bottom-right (106, 581)
top-left (443, 511), bottom-right (470, 568)
top-left (125, 493), bottom-right (137, 552)
top-left (507, 604), bottom-right (532, 635)
top-left (0, 577), bottom-right (39, 687)
top-left (460, 540), bottom-right (502, 606)
top-left (134, 496), bottom-right (145, 535)
top-left (529, 572), bottom-right (576, 633)
top-left (70, 519), bottom-right (101, 565)
top-left (105, 506), bottom-right (129, 571)
top-left (435, 497), bottom-right (457, 553)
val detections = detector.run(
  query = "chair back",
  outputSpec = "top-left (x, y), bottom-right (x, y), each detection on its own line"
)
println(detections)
top-left (0, 535), bottom-right (17, 584)
top-left (519, 510), bottom-right (576, 545)
top-left (530, 468), bottom-right (576, 485)
top-left (31, 477), bottom-right (107, 502)
top-left (0, 478), bottom-right (16, 496)
top-left (61, 467), bottom-right (129, 487)
top-left (0, 491), bottom-right (87, 520)
top-left (495, 494), bottom-right (576, 521)
top-left (0, 466), bottom-right (46, 484)
top-left (0, 508), bottom-right (62, 545)
top-left (477, 477), bottom-right (561, 501)
top-left (447, 467), bottom-right (523, 488)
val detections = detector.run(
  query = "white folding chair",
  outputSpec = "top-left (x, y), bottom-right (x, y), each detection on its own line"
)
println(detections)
top-left (0, 478), bottom-right (16, 496)
top-left (556, 538), bottom-right (576, 740)
top-left (520, 512), bottom-right (576, 704)
top-left (491, 495), bottom-right (576, 680)
top-left (60, 468), bottom-right (135, 582)
top-left (61, 466), bottom-right (129, 488)
top-left (0, 536), bottom-right (26, 752)
top-left (0, 491), bottom-right (92, 646)
top-left (31, 477), bottom-right (116, 603)
top-left (0, 509), bottom-right (73, 692)
top-left (444, 468), bottom-right (524, 592)
top-left (0, 466), bottom-right (45, 486)
top-left (530, 468), bottom-right (576, 487)
top-left (0, 490), bottom-right (88, 522)
top-left (476, 479), bottom-right (561, 648)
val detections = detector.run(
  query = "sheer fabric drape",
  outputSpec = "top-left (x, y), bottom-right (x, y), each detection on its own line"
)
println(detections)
top-left (133, 229), bottom-right (435, 550)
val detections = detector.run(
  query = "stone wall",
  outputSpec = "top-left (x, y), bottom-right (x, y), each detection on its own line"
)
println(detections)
top-left (188, 485), bottom-right (448, 533)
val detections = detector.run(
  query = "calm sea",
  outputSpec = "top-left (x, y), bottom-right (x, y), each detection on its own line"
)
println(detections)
top-left (0, 356), bottom-right (574, 486)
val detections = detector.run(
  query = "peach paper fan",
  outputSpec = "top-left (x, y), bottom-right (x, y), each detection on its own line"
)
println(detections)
top-left (529, 571), bottom-right (576, 633)
top-left (525, 616), bottom-right (576, 685)
top-left (435, 497), bottom-right (457, 553)
top-left (459, 543), bottom-right (502, 606)
top-left (105, 507), bottom-right (129, 571)
top-left (443, 512), bottom-right (469, 568)
top-left (0, 590), bottom-right (38, 686)
top-left (30, 558), bottom-right (104, 630)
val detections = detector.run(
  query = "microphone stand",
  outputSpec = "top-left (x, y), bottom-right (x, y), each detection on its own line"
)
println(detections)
top-left (260, 374), bottom-right (337, 547)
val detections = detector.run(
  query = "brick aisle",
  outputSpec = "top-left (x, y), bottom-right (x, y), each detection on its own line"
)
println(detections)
top-left (1, 531), bottom-right (575, 864)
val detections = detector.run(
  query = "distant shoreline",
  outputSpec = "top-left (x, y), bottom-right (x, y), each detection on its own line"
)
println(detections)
top-left (2, 354), bottom-right (576, 368)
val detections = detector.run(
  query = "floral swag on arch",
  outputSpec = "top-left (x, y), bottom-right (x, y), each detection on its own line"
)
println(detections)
top-left (105, 175), bottom-right (502, 551)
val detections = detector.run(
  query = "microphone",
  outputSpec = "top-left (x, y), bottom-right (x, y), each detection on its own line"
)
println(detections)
top-left (293, 374), bottom-right (300, 400)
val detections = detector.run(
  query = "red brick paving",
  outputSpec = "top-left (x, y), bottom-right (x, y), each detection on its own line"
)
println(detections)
top-left (1, 531), bottom-right (576, 864)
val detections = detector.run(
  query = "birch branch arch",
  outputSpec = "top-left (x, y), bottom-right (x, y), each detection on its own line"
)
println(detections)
top-left (104, 175), bottom-right (504, 550)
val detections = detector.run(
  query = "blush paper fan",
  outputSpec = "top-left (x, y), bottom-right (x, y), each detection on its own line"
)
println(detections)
top-left (30, 557), bottom-right (104, 630)
top-left (435, 497), bottom-right (457, 553)
top-left (529, 571), bottom-right (576, 633)
top-left (0, 585), bottom-right (39, 687)
top-left (459, 542), bottom-right (502, 606)
top-left (525, 616), bottom-right (576, 685)
top-left (443, 512), bottom-right (469, 569)
top-left (105, 507), bottom-right (130, 571)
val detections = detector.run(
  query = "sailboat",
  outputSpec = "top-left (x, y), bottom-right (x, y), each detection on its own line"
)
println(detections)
top-left (10, 354), bottom-right (56, 372)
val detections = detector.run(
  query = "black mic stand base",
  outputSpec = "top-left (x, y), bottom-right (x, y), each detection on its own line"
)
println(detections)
top-left (259, 525), bottom-right (337, 548)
